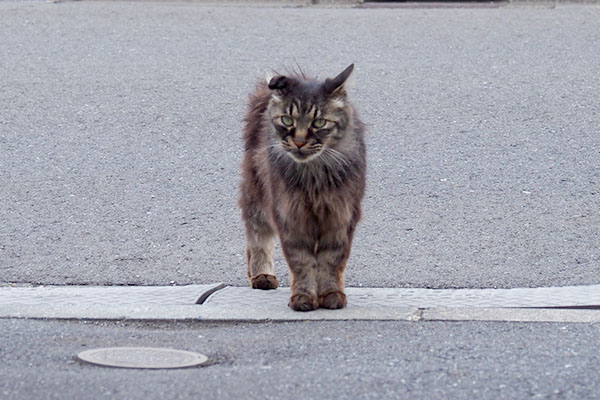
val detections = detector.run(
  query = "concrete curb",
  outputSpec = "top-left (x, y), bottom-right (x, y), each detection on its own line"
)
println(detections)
top-left (3, 303), bottom-right (600, 323)
top-left (422, 307), bottom-right (600, 323)
top-left (1, 283), bottom-right (599, 323)
top-left (205, 285), bottom-right (600, 308)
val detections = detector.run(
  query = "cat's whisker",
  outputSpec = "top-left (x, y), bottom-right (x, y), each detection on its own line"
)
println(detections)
top-left (325, 148), bottom-right (350, 166)
top-left (320, 149), bottom-right (349, 172)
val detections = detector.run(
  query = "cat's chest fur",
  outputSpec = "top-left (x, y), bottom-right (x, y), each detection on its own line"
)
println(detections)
top-left (268, 157), bottom-right (359, 235)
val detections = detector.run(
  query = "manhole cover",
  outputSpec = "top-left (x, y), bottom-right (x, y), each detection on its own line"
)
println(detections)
top-left (77, 347), bottom-right (208, 369)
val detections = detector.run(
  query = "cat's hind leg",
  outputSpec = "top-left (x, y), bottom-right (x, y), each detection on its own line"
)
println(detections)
top-left (243, 209), bottom-right (279, 290)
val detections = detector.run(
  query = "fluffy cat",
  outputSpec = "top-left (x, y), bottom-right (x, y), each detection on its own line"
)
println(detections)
top-left (239, 64), bottom-right (366, 311)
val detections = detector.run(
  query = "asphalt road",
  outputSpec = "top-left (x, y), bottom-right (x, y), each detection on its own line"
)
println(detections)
top-left (1, 1), bottom-right (599, 289)
top-left (1, 3), bottom-right (600, 400)
top-left (2, 318), bottom-right (600, 400)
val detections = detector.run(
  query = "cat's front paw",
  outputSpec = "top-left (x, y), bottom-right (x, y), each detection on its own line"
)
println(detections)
top-left (319, 291), bottom-right (347, 309)
top-left (250, 274), bottom-right (279, 290)
top-left (289, 293), bottom-right (319, 312)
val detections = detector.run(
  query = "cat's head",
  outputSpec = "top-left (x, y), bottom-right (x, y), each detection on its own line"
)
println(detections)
top-left (266, 64), bottom-right (355, 163)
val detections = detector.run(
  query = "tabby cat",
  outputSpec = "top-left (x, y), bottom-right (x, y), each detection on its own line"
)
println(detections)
top-left (239, 64), bottom-right (366, 311)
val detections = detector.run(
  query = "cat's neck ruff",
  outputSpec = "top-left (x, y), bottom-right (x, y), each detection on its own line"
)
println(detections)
top-left (268, 144), bottom-right (357, 192)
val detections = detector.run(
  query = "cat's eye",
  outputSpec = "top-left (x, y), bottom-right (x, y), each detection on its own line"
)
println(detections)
top-left (281, 116), bottom-right (294, 127)
top-left (312, 119), bottom-right (326, 129)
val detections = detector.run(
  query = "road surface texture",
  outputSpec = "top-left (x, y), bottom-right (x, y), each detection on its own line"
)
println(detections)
top-left (1, 2), bottom-right (599, 400)
top-left (2, 318), bottom-right (600, 400)
top-left (1, 1), bottom-right (599, 289)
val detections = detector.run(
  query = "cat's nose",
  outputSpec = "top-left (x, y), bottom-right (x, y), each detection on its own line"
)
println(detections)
top-left (293, 138), bottom-right (307, 148)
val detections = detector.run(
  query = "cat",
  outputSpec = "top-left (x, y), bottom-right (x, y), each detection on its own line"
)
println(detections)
top-left (239, 64), bottom-right (366, 311)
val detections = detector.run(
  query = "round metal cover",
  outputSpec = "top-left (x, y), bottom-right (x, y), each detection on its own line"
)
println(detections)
top-left (77, 347), bottom-right (208, 369)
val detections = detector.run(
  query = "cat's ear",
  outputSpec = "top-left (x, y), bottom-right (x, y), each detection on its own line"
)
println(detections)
top-left (323, 64), bottom-right (354, 96)
top-left (265, 71), bottom-right (275, 86)
top-left (268, 75), bottom-right (290, 91)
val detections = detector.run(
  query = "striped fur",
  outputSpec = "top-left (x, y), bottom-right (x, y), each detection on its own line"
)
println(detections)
top-left (239, 65), bottom-right (366, 311)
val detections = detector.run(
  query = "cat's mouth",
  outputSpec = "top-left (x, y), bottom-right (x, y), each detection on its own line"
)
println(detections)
top-left (280, 139), bottom-right (323, 163)
top-left (288, 148), bottom-right (322, 163)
